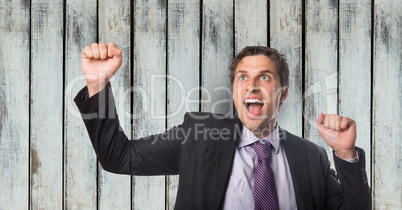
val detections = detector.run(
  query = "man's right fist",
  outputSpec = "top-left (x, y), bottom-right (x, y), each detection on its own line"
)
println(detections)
top-left (82, 42), bottom-right (123, 97)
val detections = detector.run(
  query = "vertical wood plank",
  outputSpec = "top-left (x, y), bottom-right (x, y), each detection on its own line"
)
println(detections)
top-left (235, 0), bottom-right (268, 52)
top-left (98, 0), bottom-right (131, 209)
top-left (304, 0), bottom-right (338, 159)
top-left (30, 0), bottom-right (63, 209)
top-left (201, 0), bottom-right (234, 116)
top-left (0, 1), bottom-right (30, 209)
top-left (132, 1), bottom-right (166, 209)
top-left (373, 1), bottom-right (402, 209)
top-left (167, 0), bottom-right (201, 209)
top-left (339, 0), bottom-right (372, 183)
top-left (64, 0), bottom-right (98, 209)
top-left (270, 0), bottom-right (303, 136)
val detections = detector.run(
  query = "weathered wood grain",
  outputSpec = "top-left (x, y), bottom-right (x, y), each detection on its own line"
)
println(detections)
top-left (64, 0), bottom-right (98, 209)
top-left (1, 1), bottom-right (402, 208)
top-left (167, 0), bottom-right (201, 124)
top-left (0, 1), bottom-right (30, 209)
top-left (270, 0), bottom-right (303, 136)
top-left (304, 0), bottom-right (338, 161)
top-left (166, 1), bottom-right (201, 209)
top-left (132, 1), bottom-right (167, 209)
top-left (373, 1), bottom-right (402, 209)
top-left (339, 0), bottom-right (372, 183)
top-left (201, 0), bottom-right (234, 116)
top-left (235, 0), bottom-right (268, 52)
top-left (98, 0), bottom-right (131, 209)
top-left (30, 0), bottom-right (63, 209)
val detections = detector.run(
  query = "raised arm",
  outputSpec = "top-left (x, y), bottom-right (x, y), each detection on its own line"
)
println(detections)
top-left (316, 114), bottom-right (372, 209)
top-left (76, 43), bottom-right (183, 175)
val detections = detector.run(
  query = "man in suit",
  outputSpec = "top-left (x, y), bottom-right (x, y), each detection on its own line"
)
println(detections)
top-left (75, 43), bottom-right (371, 209)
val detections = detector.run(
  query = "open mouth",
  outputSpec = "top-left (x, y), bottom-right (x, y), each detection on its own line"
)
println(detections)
top-left (244, 99), bottom-right (264, 116)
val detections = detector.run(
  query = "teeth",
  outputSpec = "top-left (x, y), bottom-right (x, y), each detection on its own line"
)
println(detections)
top-left (244, 99), bottom-right (263, 104)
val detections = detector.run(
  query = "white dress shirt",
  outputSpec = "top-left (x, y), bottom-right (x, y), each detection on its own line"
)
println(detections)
top-left (223, 126), bottom-right (297, 210)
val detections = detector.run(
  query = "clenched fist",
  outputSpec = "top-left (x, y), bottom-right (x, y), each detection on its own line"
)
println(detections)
top-left (316, 113), bottom-right (357, 160)
top-left (82, 42), bottom-right (123, 97)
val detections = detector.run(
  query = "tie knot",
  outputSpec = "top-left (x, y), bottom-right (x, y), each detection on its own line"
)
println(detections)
top-left (252, 142), bottom-right (271, 160)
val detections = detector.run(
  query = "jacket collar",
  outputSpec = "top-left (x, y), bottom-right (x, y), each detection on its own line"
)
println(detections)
top-left (237, 125), bottom-right (281, 154)
top-left (214, 117), bottom-right (242, 209)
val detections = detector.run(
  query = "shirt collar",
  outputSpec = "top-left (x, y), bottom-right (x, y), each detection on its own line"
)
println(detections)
top-left (237, 125), bottom-right (281, 154)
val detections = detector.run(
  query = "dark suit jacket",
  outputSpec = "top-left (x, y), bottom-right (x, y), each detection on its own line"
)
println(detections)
top-left (75, 85), bottom-right (372, 210)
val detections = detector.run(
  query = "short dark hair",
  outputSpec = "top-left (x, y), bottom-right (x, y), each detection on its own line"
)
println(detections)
top-left (229, 46), bottom-right (289, 88)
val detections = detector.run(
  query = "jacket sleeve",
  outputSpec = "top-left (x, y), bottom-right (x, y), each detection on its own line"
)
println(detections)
top-left (74, 84), bottom-right (186, 175)
top-left (324, 147), bottom-right (372, 209)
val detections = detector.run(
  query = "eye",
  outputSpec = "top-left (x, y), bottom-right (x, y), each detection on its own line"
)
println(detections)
top-left (239, 75), bottom-right (247, 81)
top-left (261, 75), bottom-right (270, 81)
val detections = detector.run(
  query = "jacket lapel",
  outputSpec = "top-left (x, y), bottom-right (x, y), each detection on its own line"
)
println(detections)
top-left (213, 118), bottom-right (242, 209)
top-left (280, 128), bottom-right (314, 210)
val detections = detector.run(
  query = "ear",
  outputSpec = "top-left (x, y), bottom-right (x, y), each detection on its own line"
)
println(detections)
top-left (280, 87), bottom-right (288, 103)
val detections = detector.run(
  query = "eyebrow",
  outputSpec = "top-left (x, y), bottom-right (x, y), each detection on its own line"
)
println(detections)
top-left (236, 69), bottom-right (274, 74)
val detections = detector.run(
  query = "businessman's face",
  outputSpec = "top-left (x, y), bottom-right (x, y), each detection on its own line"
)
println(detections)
top-left (232, 55), bottom-right (288, 138)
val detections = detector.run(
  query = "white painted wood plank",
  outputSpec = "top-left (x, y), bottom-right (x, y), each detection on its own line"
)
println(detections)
top-left (304, 0), bottom-right (338, 161)
top-left (167, 1), bottom-right (200, 209)
top-left (270, 0), bottom-right (303, 136)
top-left (0, 1), bottom-right (30, 209)
top-left (339, 0), bottom-right (372, 184)
top-left (373, 1), bottom-right (402, 209)
top-left (132, 1), bottom-right (166, 209)
top-left (235, 0), bottom-right (268, 52)
top-left (166, 0), bottom-right (201, 209)
top-left (167, 0), bottom-right (200, 123)
top-left (64, 0), bottom-right (98, 209)
top-left (98, 0), bottom-right (131, 209)
top-left (201, 0), bottom-right (234, 117)
top-left (30, 0), bottom-right (63, 209)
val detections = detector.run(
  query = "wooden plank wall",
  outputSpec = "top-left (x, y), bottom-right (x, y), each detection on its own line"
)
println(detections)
top-left (0, 1), bottom-right (30, 209)
top-left (31, 0), bottom-right (64, 209)
top-left (373, 0), bottom-right (402, 209)
top-left (0, 0), bottom-right (401, 209)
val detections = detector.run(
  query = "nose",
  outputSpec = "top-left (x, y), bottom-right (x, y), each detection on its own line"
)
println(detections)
top-left (246, 84), bottom-right (260, 92)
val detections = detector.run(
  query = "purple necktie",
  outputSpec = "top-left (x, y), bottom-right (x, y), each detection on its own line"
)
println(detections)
top-left (253, 142), bottom-right (279, 210)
